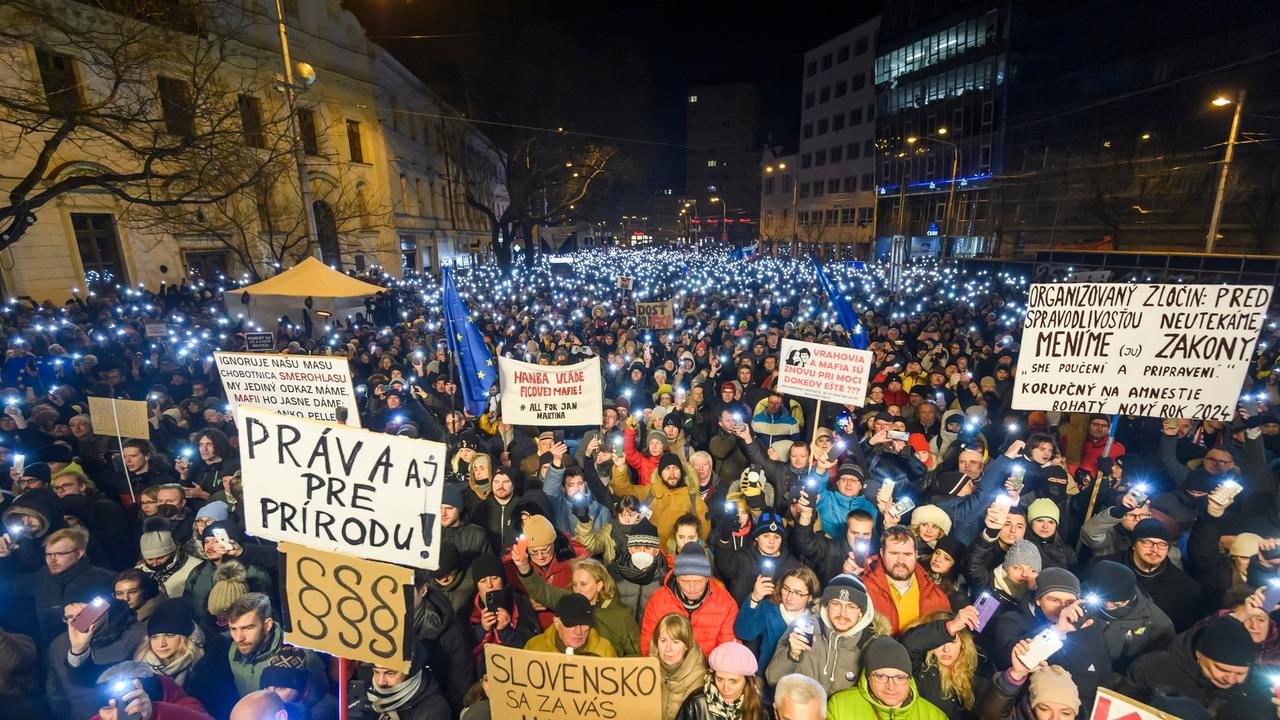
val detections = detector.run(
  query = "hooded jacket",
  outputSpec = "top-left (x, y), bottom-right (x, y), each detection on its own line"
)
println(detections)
top-left (1093, 587), bottom-right (1175, 673)
top-left (861, 557), bottom-right (952, 636)
top-left (827, 669), bottom-right (948, 720)
top-left (608, 459), bottom-right (710, 550)
top-left (765, 603), bottom-right (879, 696)
top-left (639, 568), bottom-right (738, 657)
top-left (1121, 624), bottom-right (1272, 720)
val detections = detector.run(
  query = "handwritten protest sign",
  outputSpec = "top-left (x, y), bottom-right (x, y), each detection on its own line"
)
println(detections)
top-left (636, 301), bottom-right (674, 329)
top-left (278, 542), bottom-right (415, 672)
top-left (485, 645), bottom-right (660, 720)
top-left (244, 331), bottom-right (275, 352)
top-left (617, 276), bottom-right (632, 290)
top-left (144, 323), bottom-right (168, 338)
top-left (215, 351), bottom-right (362, 428)
top-left (1012, 283), bottom-right (1271, 420)
top-left (497, 355), bottom-right (602, 426)
top-left (776, 338), bottom-right (874, 406)
top-left (87, 396), bottom-right (150, 440)
top-left (1089, 688), bottom-right (1178, 720)
top-left (237, 406), bottom-right (446, 569)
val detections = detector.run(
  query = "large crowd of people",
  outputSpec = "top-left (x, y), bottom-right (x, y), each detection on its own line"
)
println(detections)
top-left (0, 247), bottom-right (1277, 720)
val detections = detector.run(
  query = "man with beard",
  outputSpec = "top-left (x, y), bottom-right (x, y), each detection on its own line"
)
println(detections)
top-left (607, 451), bottom-right (709, 550)
top-left (472, 469), bottom-right (521, 553)
top-left (1093, 517), bottom-right (1203, 632)
top-left (861, 526), bottom-right (950, 636)
top-left (765, 573), bottom-right (878, 696)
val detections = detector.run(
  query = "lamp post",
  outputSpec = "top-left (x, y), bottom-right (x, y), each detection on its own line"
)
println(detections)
top-left (1206, 91), bottom-right (1245, 254)
top-left (765, 162), bottom-right (797, 256)
top-left (710, 196), bottom-right (727, 243)
top-left (907, 128), bottom-right (959, 243)
top-left (273, 0), bottom-right (319, 254)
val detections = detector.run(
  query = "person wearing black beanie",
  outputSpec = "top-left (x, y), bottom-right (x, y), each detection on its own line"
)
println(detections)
top-left (1121, 615), bottom-right (1272, 717)
top-left (357, 643), bottom-right (451, 720)
top-left (1087, 560), bottom-right (1175, 673)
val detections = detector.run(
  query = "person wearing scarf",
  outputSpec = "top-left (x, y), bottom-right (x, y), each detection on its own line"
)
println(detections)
top-left (138, 518), bottom-right (201, 599)
top-left (365, 643), bottom-right (451, 720)
top-left (135, 598), bottom-right (238, 719)
top-left (677, 642), bottom-right (766, 720)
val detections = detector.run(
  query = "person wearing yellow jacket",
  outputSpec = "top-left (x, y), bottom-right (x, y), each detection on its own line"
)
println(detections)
top-left (523, 593), bottom-right (618, 657)
top-left (608, 447), bottom-right (710, 550)
top-left (827, 636), bottom-right (947, 720)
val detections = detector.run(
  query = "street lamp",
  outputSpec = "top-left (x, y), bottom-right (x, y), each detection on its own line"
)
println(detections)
top-left (273, 0), bottom-right (320, 254)
top-left (1206, 91), bottom-right (1245, 253)
top-left (710, 196), bottom-right (727, 243)
top-left (906, 129), bottom-right (960, 241)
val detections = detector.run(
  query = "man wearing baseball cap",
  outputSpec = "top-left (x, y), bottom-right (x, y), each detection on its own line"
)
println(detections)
top-left (524, 593), bottom-right (616, 657)
top-left (827, 636), bottom-right (946, 720)
top-left (713, 510), bottom-right (800, 604)
top-left (766, 573), bottom-right (877, 696)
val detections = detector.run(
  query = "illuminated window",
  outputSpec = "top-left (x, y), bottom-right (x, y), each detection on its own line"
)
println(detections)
top-left (707, 160), bottom-right (717, 167)
top-left (688, 95), bottom-right (698, 103)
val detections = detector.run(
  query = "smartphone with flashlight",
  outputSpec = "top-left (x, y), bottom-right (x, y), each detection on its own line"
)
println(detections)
top-left (12, 453), bottom-right (23, 476)
top-left (1263, 579), bottom-right (1280, 611)
top-left (887, 430), bottom-right (910, 442)
top-left (1209, 478), bottom-right (1243, 505)
top-left (111, 679), bottom-right (141, 720)
top-left (759, 558), bottom-right (776, 580)
top-left (1008, 464), bottom-right (1026, 493)
top-left (974, 592), bottom-right (1000, 632)
top-left (878, 479), bottom-right (896, 502)
top-left (72, 596), bottom-right (110, 633)
top-left (852, 538), bottom-right (870, 567)
top-left (211, 527), bottom-right (235, 553)
top-left (890, 496), bottom-right (916, 518)
top-left (1130, 484), bottom-right (1150, 508)
top-left (793, 616), bottom-right (815, 646)
top-left (1018, 628), bottom-right (1065, 668)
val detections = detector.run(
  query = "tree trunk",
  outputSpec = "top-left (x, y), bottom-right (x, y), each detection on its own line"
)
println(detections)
top-left (520, 223), bottom-right (536, 269)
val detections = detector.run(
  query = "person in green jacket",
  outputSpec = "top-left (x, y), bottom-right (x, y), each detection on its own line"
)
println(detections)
top-left (512, 544), bottom-right (641, 656)
top-left (828, 636), bottom-right (947, 720)
top-left (225, 592), bottom-right (327, 697)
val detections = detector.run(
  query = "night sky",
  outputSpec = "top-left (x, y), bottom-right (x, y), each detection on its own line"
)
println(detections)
top-left (343, 0), bottom-right (879, 204)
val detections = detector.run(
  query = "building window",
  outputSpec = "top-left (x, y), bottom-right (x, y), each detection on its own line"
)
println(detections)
top-left (847, 142), bottom-right (860, 159)
top-left (783, 175), bottom-right (793, 193)
top-left (346, 119), bottom-right (364, 163)
top-left (858, 207), bottom-right (873, 224)
top-left (298, 108), bottom-right (319, 155)
top-left (827, 178), bottom-right (840, 194)
top-left (982, 100), bottom-right (995, 127)
top-left (851, 72), bottom-right (865, 91)
top-left (830, 145), bottom-right (843, 163)
top-left (855, 36), bottom-right (869, 55)
top-left (849, 107), bottom-right (862, 126)
top-left (953, 108), bottom-right (964, 131)
top-left (799, 183), bottom-right (811, 198)
top-left (688, 95), bottom-right (698, 103)
top-left (798, 210), bottom-right (808, 225)
top-left (825, 208), bottom-right (838, 223)
top-left (707, 159), bottom-right (717, 167)
top-left (843, 176), bottom-right (856, 192)
top-left (861, 173), bottom-right (874, 191)
top-left (864, 139), bottom-right (875, 157)
top-left (819, 87), bottom-right (831, 103)
top-left (979, 144), bottom-right (992, 172)
top-left (34, 48), bottom-right (79, 115)
top-left (817, 118), bottom-right (829, 135)
top-left (835, 80), bottom-right (848, 98)
top-left (837, 45), bottom-right (850, 63)
top-left (821, 54), bottom-right (833, 70)
top-left (802, 123), bottom-right (814, 139)
top-left (815, 149), bottom-right (826, 166)
top-left (157, 76), bottom-right (194, 136)
top-left (832, 114), bottom-right (846, 131)
top-left (72, 213), bottom-right (128, 285)
top-left (800, 153), bottom-right (812, 169)
top-left (805, 61), bottom-right (817, 77)
top-left (764, 177), bottom-right (775, 194)
top-left (804, 92), bottom-right (815, 109)
top-left (238, 95), bottom-right (264, 148)
top-left (813, 182), bottom-right (824, 197)
top-left (841, 208), bottom-right (855, 224)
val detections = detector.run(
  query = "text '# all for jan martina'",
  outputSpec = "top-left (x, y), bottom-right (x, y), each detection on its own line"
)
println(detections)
top-left (1011, 283), bottom-right (1271, 421)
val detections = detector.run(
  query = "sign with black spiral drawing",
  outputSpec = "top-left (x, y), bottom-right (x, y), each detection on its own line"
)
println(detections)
top-left (236, 405), bottom-right (446, 569)
top-left (278, 542), bottom-right (415, 672)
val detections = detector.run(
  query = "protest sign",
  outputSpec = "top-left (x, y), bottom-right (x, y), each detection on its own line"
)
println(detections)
top-left (485, 645), bottom-right (660, 720)
top-left (87, 396), bottom-right (150, 440)
top-left (144, 323), bottom-right (168, 338)
top-left (1012, 283), bottom-right (1270, 420)
top-left (278, 542), bottom-right (415, 672)
top-left (497, 355), bottom-right (602, 426)
top-left (215, 351), bottom-right (362, 428)
top-left (1089, 688), bottom-right (1178, 720)
top-left (617, 276), bottom-right (632, 290)
top-left (636, 301), bottom-right (674, 329)
top-left (776, 338), bottom-right (874, 406)
top-left (244, 331), bottom-right (275, 352)
top-left (237, 406), bottom-right (446, 569)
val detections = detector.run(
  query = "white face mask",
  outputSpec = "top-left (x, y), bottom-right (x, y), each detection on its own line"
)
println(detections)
top-left (630, 550), bottom-right (656, 570)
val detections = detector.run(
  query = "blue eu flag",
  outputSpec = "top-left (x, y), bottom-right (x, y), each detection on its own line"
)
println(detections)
top-left (812, 259), bottom-right (867, 350)
top-left (441, 268), bottom-right (496, 416)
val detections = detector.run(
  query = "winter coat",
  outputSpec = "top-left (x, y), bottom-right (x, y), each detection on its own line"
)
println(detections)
top-left (1079, 505), bottom-right (1184, 568)
top-left (976, 669), bottom-right (1033, 720)
top-left (708, 432), bottom-right (749, 487)
top-left (816, 490), bottom-right (878, 539)
top-left (47, 604), bottom-right (147, 720)
top-left (640, 569), bottom-right (738, 657)
top-left (790, 516), bottom-right (855, 582)
top-left (523, 625), bottom-right (618, 656)
top-left (733, 599), bottom-right (810, 672)
top-left (504, 539), bottom-right (586, 629)
top-left (712, 536), bottom-right (802, 606)
top-left (182, 559), bottom-right (273, 631)
top-left (573, 517), bottom-right (667, 621)
top-left (827, 672), bottom-right (948, 720)
top-left (1121, 624), bottom-right (1272, 720)
top-left (1090, 587), bottom-right (1175, 673)
top-left (623, 425), bottom-right (662, 485)
top-left (861, 558), bottom-right (951, 636)
top-left (471, 494), bottom-right (521, 554)
top-left (34, 556), bottom-right (116, 646)
top-left (517, 563), bottom-right (640, 656)
top-left (608, 460), bottom-right (711, 549)
top-left (541, 464), bottom-right (612, 536)
top-left (765, 605), bottom-right (878, 696)
top-left (138, 552), bottom-right (203, 600)
top-left (990, 594), bottom-right (1112, 710)
top-left (413, 588), bottom-right (477, 714)
top-left (466, 591), bottom-right (541, 658)
top-left (64, 489), bottom-right (134, 571)
top-left (442, 519), bottom-right (490, 567)
top-left (1027, 531), bottom-right (1076, 570)
top-left (1092, 550), bottom-right (1203, 632)
top-left (935, 455), bottom-right (1016, 546)
top-left (228, 622), bottom-right (327, 697)
top-left (900, 619), bottom-right (988, 720)
top-left (676, 687), bottom-right (771, 720)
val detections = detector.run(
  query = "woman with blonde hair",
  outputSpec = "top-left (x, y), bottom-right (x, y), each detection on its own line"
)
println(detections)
top-left (121, 597), bottom-right (235, 718)
top-left (513, 555), bottom-right (640, 655)
top-left (899, 608), bottom-right (985, 720)
top-left (733, 566), bottom-right (818, 670)
top-left (651, 614), bottom-right (707, 720)
top-left (464, 452), bottom-right (494, 511)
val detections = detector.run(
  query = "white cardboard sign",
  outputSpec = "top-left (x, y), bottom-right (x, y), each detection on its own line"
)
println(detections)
top-left (1089, 688), bottom-right (1178, 720)
top-left (215, 351), bottom-right (362, 428)
top-left (776, 338), bottom-right (874, 406)
top-left (497, 355), bottom-right (602, 426)
top-left (1012, 283), bottom-right (1270, 420)
top-left (237, 406), bottom-right (446, 569)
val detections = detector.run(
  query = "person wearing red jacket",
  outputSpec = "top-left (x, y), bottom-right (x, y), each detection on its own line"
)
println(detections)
top-left (861, 526), bottom-right (951, 636)
top-left (640, 543), bottom-right (738, 656)
top-left (1062, 414), bottom-right (1124, 474)
top-left (623, 420), bottom-right (667, 486)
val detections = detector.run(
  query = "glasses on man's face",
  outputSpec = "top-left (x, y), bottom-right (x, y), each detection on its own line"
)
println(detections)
top-left (779, 585), bottom-right (810, 599)
top-left (53, 482), bottom-right (78, 493)
top-left (1137, 538), bottom-right (1169, 551)
top-left (1204, 456), bottom-right (1232, 465)
top-left (46, 549), bottom-right (78, 561)
top-left (869, 672), bottom-right (910, 685)
top-left (528, 546), bottom-right (554, 559)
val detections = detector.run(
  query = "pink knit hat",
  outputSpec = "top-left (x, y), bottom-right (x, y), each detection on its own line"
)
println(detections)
top-left (707, 642), bottom-right (758, 676)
